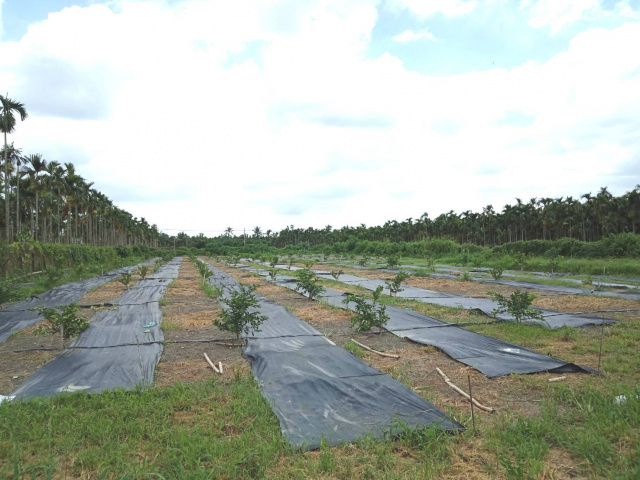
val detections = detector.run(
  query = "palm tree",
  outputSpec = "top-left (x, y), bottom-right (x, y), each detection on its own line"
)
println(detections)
top-left (1, 94), bottom-right (28, 242)
top-left (24, 154), bottom-right (48, 241)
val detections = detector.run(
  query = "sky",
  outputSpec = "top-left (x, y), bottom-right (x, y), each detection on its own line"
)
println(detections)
top-left (1, 0), bottom-right (639, 236)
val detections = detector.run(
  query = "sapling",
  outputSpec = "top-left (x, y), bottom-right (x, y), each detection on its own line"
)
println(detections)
top-left (488, 289), bottom-right (545, 323)
top-left (302, 259), bottom-right (314, 269)
top-left (35, 303), bottom-right (89, 344)
top-left (357, 255), bottom-right (370, 267)
top-left (386, 255), bottom-right (400, 269)
top-left (268, 268), bottom-right (278, 282)
top-left (287, 256), bottom-right (294, 271)
top-left (330, 269), bottom-right (344, 282)
top-left (118, 272), bottom-right (133, 289)
top-left (269, 256), bottom-right (279, 268)
top-left (215, 284), bottom-right (267, 340)
top-left (295, 268), bottom-right (325, 300)
top-left (489, 266), bottom-right (504, 280)
top-left (385, 271), bottom-right (410, 297)
top-left (343, 286), bottom-right (389, 333)
top-left (137, 265), bottom-right (150, 280)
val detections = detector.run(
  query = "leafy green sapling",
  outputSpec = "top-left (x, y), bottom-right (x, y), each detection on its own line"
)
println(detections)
top-left (330, 269), bottom-right (344, 282)
top-left (488, 289), bottom-right (544, 323)
top-left (386, 255), bottom-right (400, 269)
top-left (35, 303), bottom-right (89, 340)
top-left (385, 270), bottom-right (410, 297)
top-left (118, 272), bottom-right (133, 289)
top-left (215, 284), bottom-right (267, 340)
top-left (342, 286), bottom-right (389, 333)
top-left (295, 268), bottom-right (325, 300)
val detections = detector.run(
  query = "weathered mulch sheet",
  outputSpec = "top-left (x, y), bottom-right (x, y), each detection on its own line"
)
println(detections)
top-left (11, 258), bottom-right (181, 399)
top-left (206, 263), bottom-right (463, 449)
top-left (0, 260), bottom-right (157, 343)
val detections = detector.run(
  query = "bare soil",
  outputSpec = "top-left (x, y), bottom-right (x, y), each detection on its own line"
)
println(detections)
top-left (155, 258), bottom-right (249, 387)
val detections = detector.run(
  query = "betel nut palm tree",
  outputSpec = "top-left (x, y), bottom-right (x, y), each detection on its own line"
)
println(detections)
top-left (1, 94), bottom-right (28, 242)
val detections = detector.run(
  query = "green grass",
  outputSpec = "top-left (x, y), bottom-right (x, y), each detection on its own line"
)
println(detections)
top-left (0, 375), bottom-right (466, 479)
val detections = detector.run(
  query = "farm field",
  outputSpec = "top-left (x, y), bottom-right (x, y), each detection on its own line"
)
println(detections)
top-left (1, 256), bottom-right (639, 479)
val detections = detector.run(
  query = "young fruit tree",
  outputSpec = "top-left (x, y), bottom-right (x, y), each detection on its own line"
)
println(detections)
top-left (215, 284), bottom-right (267, 340)
top-left (342, 286), bottom-right (390, 333)
top-left (330, 269), bottom-right (344, 282)
top-left (488, 290), bottom-right (545, 323)
top-left (385, 270), bottom-right (410, 297)
top-left (386, 255), bottom-right (400, 268)
top-left (35, 303), bottom-right (89, 339)
top-left (295, 268), bottom-right (325, 300)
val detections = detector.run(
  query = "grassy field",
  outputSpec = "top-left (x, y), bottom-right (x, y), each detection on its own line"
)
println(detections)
top-left (1, 258), bottom-right (639, 479)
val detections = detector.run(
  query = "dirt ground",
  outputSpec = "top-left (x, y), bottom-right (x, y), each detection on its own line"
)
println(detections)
top-left (154, 259), bottom-right (249, 388)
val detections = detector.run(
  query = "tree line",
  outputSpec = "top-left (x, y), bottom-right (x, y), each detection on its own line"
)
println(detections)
top-left (194, 186), bottom-right (640, 250)
top-left (1, 94), bottom-right (159, 247)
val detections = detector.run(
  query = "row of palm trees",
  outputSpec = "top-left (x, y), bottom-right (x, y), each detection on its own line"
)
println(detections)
top-left (1, 94), bottom-right (159, 247)
top-left (245, 186), bottom-right (640, 248)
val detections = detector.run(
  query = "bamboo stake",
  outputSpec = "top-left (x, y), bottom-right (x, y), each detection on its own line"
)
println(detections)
top-left (436, 367), bottom-right (495, 413)
top-left (204, 353), bottom-right (220, 373)
top-left (218, 362), bottom-right (223, 374)
top-left (468, 375), bottom-right (476, 433)
top-left (350, 339), bottom-right (400, 359)
top-left (548, 376), bottom-right (566, 383)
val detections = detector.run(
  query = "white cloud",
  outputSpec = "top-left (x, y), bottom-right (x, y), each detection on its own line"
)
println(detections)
top-left (392, 29), bottom-right (438, 43)
top-left (389, 0), bottom-right (477, 18)
top-left (1, 1), bottom-right (639, 233)
top-left (524, 0), bottom-right (640, 35)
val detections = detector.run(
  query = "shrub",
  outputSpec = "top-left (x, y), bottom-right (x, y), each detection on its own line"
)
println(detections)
top-left (489, 290), bottom-right (544, 323)
top-left (215, 284), bottom-right (267, 339)
top-left (295, 268), bottom-right (325, 300)
top-left (386, 255), bottom-right (400, 269)
top-left (35, 303), bottom-right (89, 339)
top-left (386, 271), bottom-right (410, 297)
top-left (343, 285), bottom-right (389, 333)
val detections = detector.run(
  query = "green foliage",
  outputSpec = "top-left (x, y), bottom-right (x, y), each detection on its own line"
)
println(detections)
top-left (136, 265), bottom-right (150, 279)
top-left (118, 272), bottom-right (133, 289)
top-left (343, 285), bottom-right (389, 333)
top-left (267, 268), bottom-right (277, 282)
top-left (489, 289), bottom-right (544, 323)
top-left (35, 303), bottom-right (89, 339)
top-left (489, 265), bottom-right (504, 280)
top-left (202, 282), bottom-right (223, 299)
top-left (0, 275), bottom-right (17, 304)
top-left (302, 259), bottom-right (314, 269)
top-left (330, 269), bottom-right (344, 281)
top-left (511, 252), bottom-right (529, 271)
top-left (386, 270), bottom-right (410, 296)
top-left (544, 255), bottom-right (561, 275)
top-left (582, 275), bottom-right (594, 286)
top-left (460, 270), bottom-right (472, 282)
top-left (194, 258), bottom-right (214, 284)
top-left (386, 255), bottom-right (400, 268)
top-left (215, 284), bottom-right (267, 339)
top-left (357, 255), bottom-right (370, 267)
top-left (269, 256), bottom-right (279, 268)
top-left (43, 265), bottom-right (64, 289)
top-left (295, 268), bottom-right (325, 300)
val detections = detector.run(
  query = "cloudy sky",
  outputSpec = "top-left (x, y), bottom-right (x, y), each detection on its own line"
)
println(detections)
top-left (1, 0), bottom-right (639, 236)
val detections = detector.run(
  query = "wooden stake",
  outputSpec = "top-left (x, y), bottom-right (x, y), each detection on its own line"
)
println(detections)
top-left (436, 367), bottom-right (495, 413)
top-left (468, 375), bottom-right (476, 433)
top-left (350, 339), bottom-right (400, 359)
top-left (204, 353), bottom-right (220, 373)
top-left (548, 376), bottom-right (566, 383)
top-left (218, 362), bottom-right (223, 374)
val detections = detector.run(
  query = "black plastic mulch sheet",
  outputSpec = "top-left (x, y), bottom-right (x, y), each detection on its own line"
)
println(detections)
top-left (11, 258), bottom-right (181, 399)
top-left (0, 260), bottom-right (157, 343)
top-left (240, 267), bottom-right (596, 378)
top-left (205, 264), bottom-right (463, 449)
top-left (323, 272), bottom-right (617, 329)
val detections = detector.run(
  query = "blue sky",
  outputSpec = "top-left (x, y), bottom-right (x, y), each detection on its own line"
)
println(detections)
top-left (1, 0), bottom-right (640, 234)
